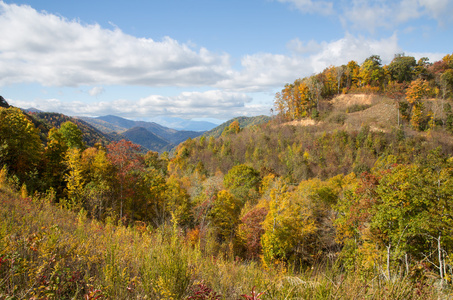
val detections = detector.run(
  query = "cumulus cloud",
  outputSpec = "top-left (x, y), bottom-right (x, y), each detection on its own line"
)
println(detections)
top-left (0, 2), bottom-right (231, 87)
top-left (310, 33), bottom-right (402, 71)
top-left (217, 33), bottom-right (411, 91)
top-left (419, 0), bottom-right (453, 24)
top-left (341, 0), bottom-right (453, 33)
top-left (0, 1), bottom-right (446, 94)
top-left (216, 53), bottom-right (311, 92)
top-left (5, 29), bottom-right (445, 119)
top-left (1, 1), bottom-right (448, 120)
top-left (7, 90), bottom-right (268, 120)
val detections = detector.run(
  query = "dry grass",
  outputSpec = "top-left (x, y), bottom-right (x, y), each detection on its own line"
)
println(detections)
top-left (330, 94), bottom-right (380, 109)
top-left (281, 94), bottom-right (399, 133)
top-left (346, 101), bottom-right (398, 131)
top-left (0, 181), bottom-right (450, 299)
top-left (283, 118), bottom-right (318, 127)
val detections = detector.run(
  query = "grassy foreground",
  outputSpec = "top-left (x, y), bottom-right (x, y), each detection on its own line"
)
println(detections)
top-left (0, 184), bottom-right (450, 299)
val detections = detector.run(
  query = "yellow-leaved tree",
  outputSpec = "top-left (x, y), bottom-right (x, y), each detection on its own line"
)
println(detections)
top-left (261, 178), bottom-right (317, 267)
top-left (208, 189), bottom-right (242, 243)
top-left (0, 107), bottom-right (42, 188)
top-left (64, 148), bottom-right (84, 208)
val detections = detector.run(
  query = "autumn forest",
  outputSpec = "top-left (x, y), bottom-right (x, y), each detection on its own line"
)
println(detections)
top-left (2, 53), bottom-right (453, 299)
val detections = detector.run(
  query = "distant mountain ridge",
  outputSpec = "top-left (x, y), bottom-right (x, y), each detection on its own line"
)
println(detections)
top-left (78, 115), bottom-right (207, 152)
top-left (78, 115), bottom-right (272, 152)
top-left (150, 116), bottom-right (219, 131)
top-left (80, 115), bottom-right (218, 133)
top-left (24, 107), bottom-right (43, 113)
top-left (6, 103), bottom-right (271, 153)
top-left (95, 115), bottom-right (137, 130)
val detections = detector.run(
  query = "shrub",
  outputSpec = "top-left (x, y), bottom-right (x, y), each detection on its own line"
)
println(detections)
top-left (327, 112), bottom-right (347, 125)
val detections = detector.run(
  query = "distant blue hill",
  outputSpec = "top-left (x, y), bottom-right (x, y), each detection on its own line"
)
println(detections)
top-left (23, 107), bottom-right (43, 113)
top-left (77, 115), bottom-right (206, 152)
top-left (122, 127), bottom-right (174, 153)
top-left (150, 116), bottom-right (218, 131)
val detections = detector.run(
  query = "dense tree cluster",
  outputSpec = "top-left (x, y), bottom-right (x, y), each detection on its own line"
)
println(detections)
top-left (0, 109), bottom-right (177, 225)
top-left (169, 115), bottom-right (453, 275)
top-left (274, 53), bottom-right (453, 132)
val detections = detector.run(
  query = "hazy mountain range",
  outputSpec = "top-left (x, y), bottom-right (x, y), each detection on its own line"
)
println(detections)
top-left (22, 106), bottom-right (270, 153)
top-left (149, 116), bottom-right (221, 132)
top-left (79, 114), bottom-right (271, 152)
top-left (76, 115), bottom-right (208, 152)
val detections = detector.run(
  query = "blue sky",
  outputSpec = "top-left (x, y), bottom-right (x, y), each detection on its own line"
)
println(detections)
top-left (0, 0), bottom-right (452, 122)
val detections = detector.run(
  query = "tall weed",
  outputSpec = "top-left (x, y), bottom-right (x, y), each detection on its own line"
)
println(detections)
top-left (0, 182), bottom-right (451, 299)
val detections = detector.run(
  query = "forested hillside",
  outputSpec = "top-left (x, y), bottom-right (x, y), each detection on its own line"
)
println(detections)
top-left (202, 115), bottom-right (272, 138)
top-left (33, 112), bottom-right (113, 147)
top-left (1, 52), bottom-right (453, 299)
top-left (122, 126), bottom-right (174, 152)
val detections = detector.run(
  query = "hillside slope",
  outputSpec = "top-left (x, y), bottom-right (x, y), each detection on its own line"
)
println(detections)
top-left (122, 127), bottom-right (174, 152)
top-left (173, 93), bottom-right (453, 182)
top-left (32, 112), bottom-right (113, 146)
top-left (77, 115), bottom-right (134, 133)
top-left (203, 115), bottom-right (272, 138)
top-left (1, 168), bottom-right (444, 299)
top-left (285, 94), bottom-right (399, 132)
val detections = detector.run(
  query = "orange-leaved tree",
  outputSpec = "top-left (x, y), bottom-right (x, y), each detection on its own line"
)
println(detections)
top-left (406, 79), bottom-right (432, 130)
top-left (107, 140), bottom-right (144, 221)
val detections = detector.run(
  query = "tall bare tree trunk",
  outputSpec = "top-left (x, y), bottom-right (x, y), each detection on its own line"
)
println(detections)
top-left (438, 233), bottom-right (443, 281)
top-left (386, 243), bottom-right (391, 280)
top-left (405, 253), bottom-right (409, 275)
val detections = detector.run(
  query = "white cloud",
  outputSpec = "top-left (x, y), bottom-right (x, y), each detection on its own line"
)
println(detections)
top-left (88, 86), bottom-right (105, 96)
top-left (218, 33), bottom-right (406, 91)
top-left (7, 90), bottom-right (268, 120)
top-left (419, 0), bottom-right (453, 23)
top-left (396, 0), bottom-right (422, 23)
top-left (341, 1), bottom-right (398, 33)
top-left (276, 0), bottom-right (334, 15)
top-left (341, 0), bottom-right (453, 33)
top-left (310, 33), bottom-right (402, 71)
top-left (405, 51), bottom-right (446, 63)
top-left (6, 30), bottom-right (445, 119)
top-left (1, 1), bottom-right (449, 120)
top-left (216, 53), bottom-right (311, 92)
top-left (0, 2), bottom-right (231, 87)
